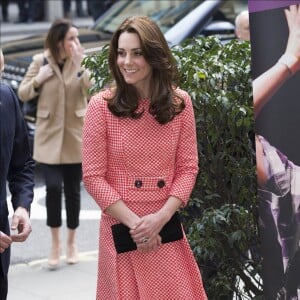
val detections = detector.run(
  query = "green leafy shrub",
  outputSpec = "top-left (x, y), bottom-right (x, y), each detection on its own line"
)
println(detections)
top-left (82, 35), bottom-right (262, 299)
top-left (172, 36), bottom-right (261, 299)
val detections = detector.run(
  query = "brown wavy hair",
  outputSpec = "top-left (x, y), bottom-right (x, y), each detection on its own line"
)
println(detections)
top-left (106, 16), bottom-right (185, 124)
top-left (45, 19), bottom-right (75, 64)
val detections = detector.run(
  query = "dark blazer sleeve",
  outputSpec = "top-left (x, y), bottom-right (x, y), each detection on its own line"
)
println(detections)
top-left (2, 84), bottom-right (35, 212)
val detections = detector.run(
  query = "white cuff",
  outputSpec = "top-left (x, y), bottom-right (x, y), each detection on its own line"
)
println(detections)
top-left (278, 53), bottom-right (299, 75)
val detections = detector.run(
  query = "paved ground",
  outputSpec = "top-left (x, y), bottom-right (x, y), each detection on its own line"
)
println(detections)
top-left (8, 251), bottom-right (98, 300)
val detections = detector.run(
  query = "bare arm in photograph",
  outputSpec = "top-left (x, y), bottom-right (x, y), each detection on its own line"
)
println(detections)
top-left (253, 5), bottom-right (300, 117)
top-left (253, 5), bottom-right (300, 185)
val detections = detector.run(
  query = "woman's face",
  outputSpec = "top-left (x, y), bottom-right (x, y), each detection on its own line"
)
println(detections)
top-left (117, 31), bottom-right (152, 96)
top-left (60, 26), bottom-right (81, 59)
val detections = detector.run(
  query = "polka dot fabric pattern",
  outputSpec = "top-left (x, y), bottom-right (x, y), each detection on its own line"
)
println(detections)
top-left (82, 88), bottom-right (207, 299)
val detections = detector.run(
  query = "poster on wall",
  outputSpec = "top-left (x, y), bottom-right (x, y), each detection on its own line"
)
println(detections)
top-left (249, 0), bottom-right (300, 299)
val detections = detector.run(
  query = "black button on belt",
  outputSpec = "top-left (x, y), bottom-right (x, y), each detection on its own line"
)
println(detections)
top-left (157, 180), bottom-right (165, 188)
top-left (134, 180), bottom-right (142, 188)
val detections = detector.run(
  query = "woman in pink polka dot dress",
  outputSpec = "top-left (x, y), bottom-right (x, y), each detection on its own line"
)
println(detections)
top-left (82, 16), bottom-right (207, 300)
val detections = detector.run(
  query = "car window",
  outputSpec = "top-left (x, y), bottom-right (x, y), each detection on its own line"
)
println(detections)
top-left (92, 0), bottom-right (203, 34)
top-left (157, 1), bottom-right (202, 32)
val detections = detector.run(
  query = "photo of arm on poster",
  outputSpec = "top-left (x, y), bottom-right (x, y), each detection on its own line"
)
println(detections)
top-left (250, 5), bottom-right (300, 299)
top-left (250, 3), bottom-right (300, 300)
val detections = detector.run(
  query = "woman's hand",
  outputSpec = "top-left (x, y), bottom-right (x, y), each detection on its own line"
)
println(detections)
top-left (70, 40), bottom-right (84, 70)
top-left (285, 5), bottom-right (300, 59)
top-left (130, 213), bottom-right (165, 243)
top-left (136, 234), bottom-right (162, 253)
top-left (35, 64), bottom-right (53, 85)
top-left (130, 212), bottom-right (168, 253)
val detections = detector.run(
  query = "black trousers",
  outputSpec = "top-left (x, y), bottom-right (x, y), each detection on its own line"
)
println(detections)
top-left (0, 221), bottom-right (9, 300)
top-left (40, 163), bottom-right (82, 229)
top-left (0, 0), bottom-right (9, 21)
top-left (0, 268), bottom-right (8, 300)
top-left (63, 0), bottom-right (83, 16)
top-left (0, 253), bottom-right (10, 300)
top-left (16, 0), bottom-right (39, 22)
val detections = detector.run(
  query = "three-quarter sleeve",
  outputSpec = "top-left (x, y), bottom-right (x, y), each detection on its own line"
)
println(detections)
top-left (82, 92), bottom-right (122, 211)
top-left (168, 92), bottom-right (199, 206)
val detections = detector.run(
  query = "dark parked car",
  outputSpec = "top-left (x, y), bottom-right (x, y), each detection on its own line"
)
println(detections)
top-left (1, 0), bottom-right (246, 149)
top-left (2, 0), bottom-right (246, 90)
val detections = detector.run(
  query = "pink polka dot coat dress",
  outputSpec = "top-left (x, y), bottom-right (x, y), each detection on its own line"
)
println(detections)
top-left (82, 88), bottom-right (207, 300)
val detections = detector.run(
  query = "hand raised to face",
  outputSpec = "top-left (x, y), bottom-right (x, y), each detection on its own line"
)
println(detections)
top-left (69, 39), bottom-right (84, 70)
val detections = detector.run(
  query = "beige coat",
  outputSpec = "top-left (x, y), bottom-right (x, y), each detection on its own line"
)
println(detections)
top-left (18, 50), bottom-right (92, 164)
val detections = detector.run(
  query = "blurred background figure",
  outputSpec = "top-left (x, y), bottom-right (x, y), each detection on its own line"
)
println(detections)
top-left (86, 0), bottom-right (116, 21)
top-left (15, 0), bottom-right (44, 23)
top-left (18, 19), bottom-right (93, 270)
top-left (235, 10), bottom-right (250, 41)
top-left (0, 0), bottom-right (9, 22)
top-left (63, 0), bottom-right (84, 18)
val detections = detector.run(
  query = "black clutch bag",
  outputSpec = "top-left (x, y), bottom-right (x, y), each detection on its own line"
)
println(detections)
top-left (111, 211), bottom-right (183, 254)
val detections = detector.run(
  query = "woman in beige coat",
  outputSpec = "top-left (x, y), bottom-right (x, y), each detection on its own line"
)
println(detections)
top-left (18, 19), bottom-right (93, 269)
